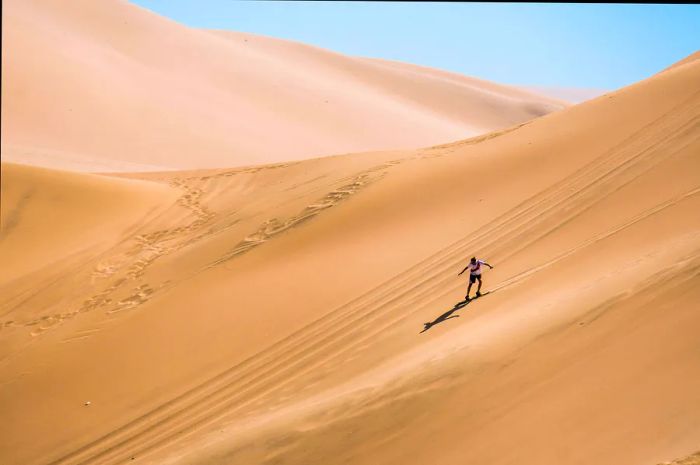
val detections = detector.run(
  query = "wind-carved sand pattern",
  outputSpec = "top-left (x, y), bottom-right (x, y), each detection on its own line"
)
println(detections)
top-left (208, 163), bottom-right (398, 268)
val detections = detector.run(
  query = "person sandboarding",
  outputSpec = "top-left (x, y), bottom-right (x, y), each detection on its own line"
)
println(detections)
top-left (458, 257), bottom-right (494, 301)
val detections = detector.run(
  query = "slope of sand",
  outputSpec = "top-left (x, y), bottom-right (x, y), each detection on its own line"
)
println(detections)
top-left (1, 51), bottom-right (699, 465)
top-left (1, 0), bottom-right (565, 173)
top-left (0, 164), bottom-right (178, 283)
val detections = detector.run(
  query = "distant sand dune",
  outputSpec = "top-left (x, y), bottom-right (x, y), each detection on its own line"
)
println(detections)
top-left (2, 0), bottom-right (565, 173)
top-left (1, 46), bottom-right (699, 465)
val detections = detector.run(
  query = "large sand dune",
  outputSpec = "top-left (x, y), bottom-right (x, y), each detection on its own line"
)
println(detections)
top-left (2, 41), bottom-right (699, 465)
top-left (1, 0), bottom-right (565, 173)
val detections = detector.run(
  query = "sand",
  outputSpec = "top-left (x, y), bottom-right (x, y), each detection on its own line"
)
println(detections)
top-left (1, 0), bottom-right (564, 173)
top-left (657, 451), bottom-right (700, 465)
top-left (2, 1), bottom-right (699, 465)
top-left (2, 44), bottom-right (699, 465)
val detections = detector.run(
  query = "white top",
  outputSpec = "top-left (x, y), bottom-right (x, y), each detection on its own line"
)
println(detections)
top-left (469, 260), bottom-right (485, 275)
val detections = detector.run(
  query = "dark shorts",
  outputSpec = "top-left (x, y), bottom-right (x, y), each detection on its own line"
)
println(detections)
top-left (470, 274), bottom-right (482, 283)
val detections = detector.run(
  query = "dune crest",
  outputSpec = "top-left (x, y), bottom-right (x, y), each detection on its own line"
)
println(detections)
top-left (519, 85), bottom-right (608, 103)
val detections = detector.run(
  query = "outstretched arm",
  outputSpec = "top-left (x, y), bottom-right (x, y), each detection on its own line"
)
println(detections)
top-left (482, 261), bottom-right (494, 269)
top-left (458, 265), bottom-right (470, 276)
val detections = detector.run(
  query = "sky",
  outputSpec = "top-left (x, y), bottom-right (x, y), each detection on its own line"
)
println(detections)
top-left (131, 1), bottom-right (700, 90)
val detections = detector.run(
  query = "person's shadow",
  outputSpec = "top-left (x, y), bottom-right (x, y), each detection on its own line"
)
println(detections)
top-left (420, 292), bottom-right (489, 333)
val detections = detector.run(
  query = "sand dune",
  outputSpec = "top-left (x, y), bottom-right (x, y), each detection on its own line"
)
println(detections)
top-left (1, 44), bottom-right (699, 465)
top-left (1, 0), bottom-right (564, 173)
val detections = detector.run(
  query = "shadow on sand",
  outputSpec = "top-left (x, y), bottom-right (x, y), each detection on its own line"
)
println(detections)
top-left (420, 292), bottom-right (490, 333)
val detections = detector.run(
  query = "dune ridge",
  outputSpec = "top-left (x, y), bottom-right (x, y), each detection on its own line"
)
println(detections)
top-left (519, 85), bottom-right (608, 103)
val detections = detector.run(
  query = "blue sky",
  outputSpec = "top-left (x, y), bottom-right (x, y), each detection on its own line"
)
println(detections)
top-left (131, 1), bottom-right (700, 90)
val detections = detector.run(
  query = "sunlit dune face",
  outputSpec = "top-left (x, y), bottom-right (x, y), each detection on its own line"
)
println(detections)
top-left (1, 1), bottom-right (699, 465)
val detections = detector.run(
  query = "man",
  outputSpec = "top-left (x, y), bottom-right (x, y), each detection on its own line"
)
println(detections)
top-left (458, 257), bottom-right (494, 301)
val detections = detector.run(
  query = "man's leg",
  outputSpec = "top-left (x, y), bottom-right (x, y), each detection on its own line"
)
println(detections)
top-left (476, 276), bottom-right (482, 296)
top-left (466, 281), bottom-right (473, 300)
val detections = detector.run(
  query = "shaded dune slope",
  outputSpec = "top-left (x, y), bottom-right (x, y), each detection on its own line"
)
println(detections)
top-left (1, 53), bottom-right (699, 465)
top-left (2, 0), bottom-right (564, 172)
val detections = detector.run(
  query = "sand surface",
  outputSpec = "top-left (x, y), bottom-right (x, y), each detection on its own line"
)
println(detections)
top-left (2, 23), bottom-right (699, 463)
top-left (1, 0), bottom-right (565, 173)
